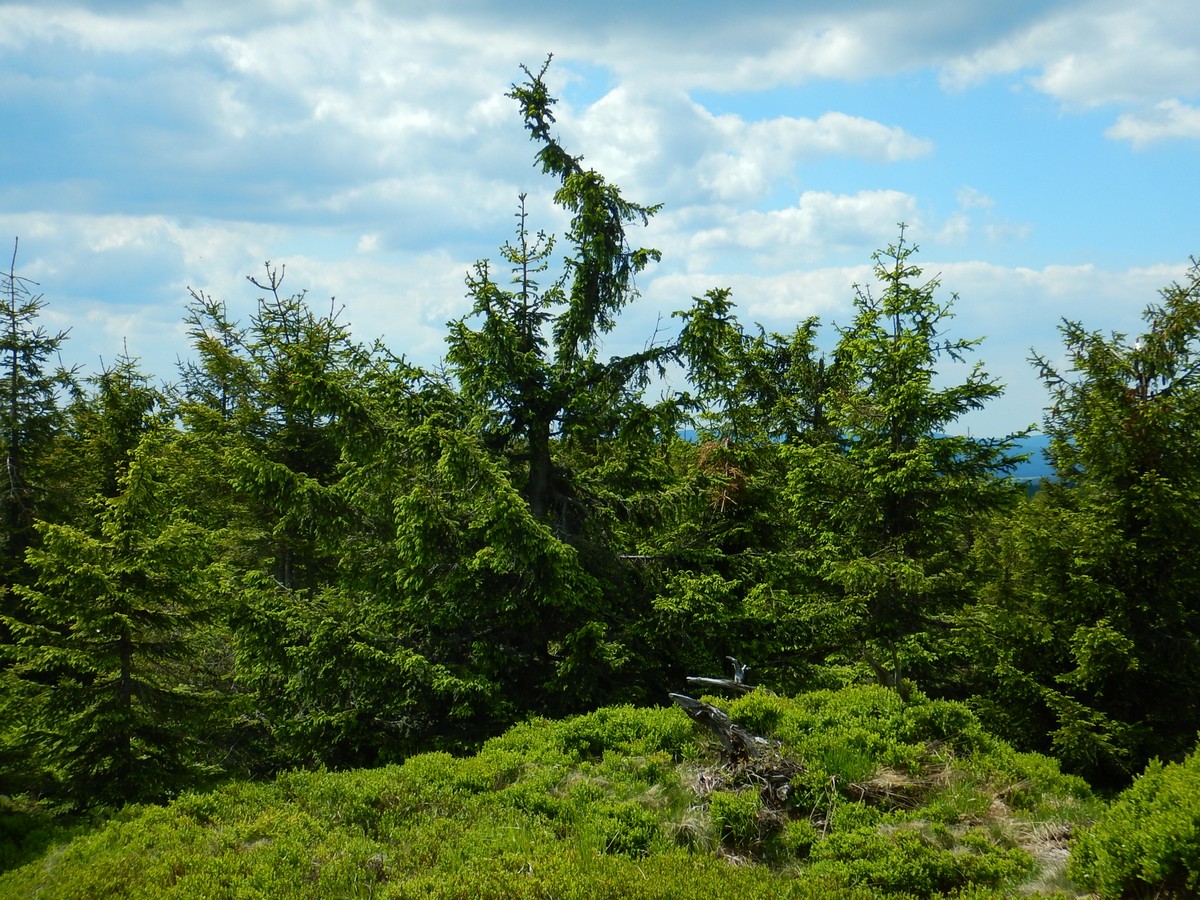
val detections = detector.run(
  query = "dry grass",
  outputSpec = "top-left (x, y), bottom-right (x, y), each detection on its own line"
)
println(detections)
top-left (847, 763), bottom-right (954, 810)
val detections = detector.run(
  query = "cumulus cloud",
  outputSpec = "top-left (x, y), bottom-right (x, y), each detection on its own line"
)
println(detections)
top-left (0, 1), bottom-right (548, 230)
top-left (701, 113), bottom-right (932, 198)
top-left (933, 188), bottom-right (1030, 249)
top-left (0, 212), bottom-right (286, 367)
top-left (647, 264), bottom-right (872, 325)
top-left (939, 2), bottom-right (1200, 99)
top-left (937, 0), bottom-right (1200, 145)
top-left (548, 2), bottom-right (1084, 92)
top-left (936, 212), bottom-right (972, 245)
top-left (0, 210), bottom-right (481, 375)
top-left (642, 256), bottom-right (1190, 435)
top-left (568, 85), bottom-right (931, 210)
top-left (680, 190), bottom-right (921, 269)
top-left (1106, 99), bottom-right (1200, 148)
top-left (1029, 7), bottom-right (1200, 108)
top-left (956, 186), bottom-right (995, 209)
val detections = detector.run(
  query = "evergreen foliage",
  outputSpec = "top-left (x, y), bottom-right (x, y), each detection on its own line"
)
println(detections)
top-left (0, 239), bottom-right (74, 584)
top-left (783, 231), bottom-right (1025, 691)
top-left (676, 286), bottom-right (832, 446)
top-left (2, 60), bottom-right (1200, 892)
top-left (1071, 744), bottom-right (1200, 898)
top-left (1, 424), bottom-right (222, 807)
top-left (447, 59), bottom-right (672, 532)
top-left (968, 261), bottom-right (1200, 781)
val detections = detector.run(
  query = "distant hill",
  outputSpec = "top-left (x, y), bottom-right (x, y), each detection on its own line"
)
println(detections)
top-left (1009, 433), bottom-right (1055, 483)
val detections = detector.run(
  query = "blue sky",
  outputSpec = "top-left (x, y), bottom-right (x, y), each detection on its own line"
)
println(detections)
top-left (2, 1), bottom-right (1199, 436)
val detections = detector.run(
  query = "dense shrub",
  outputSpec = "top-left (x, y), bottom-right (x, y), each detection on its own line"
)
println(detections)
top-left (808, 824), bottom-right (1033, 896)
top-left (0, 688), bottom-right (1095, 898)
top-left (722, 686), bottom-right (1089, 812)
top-left (1071, 747), bottom-right (1200, 898)
top-left (708, 789), bottom-right (762, 849)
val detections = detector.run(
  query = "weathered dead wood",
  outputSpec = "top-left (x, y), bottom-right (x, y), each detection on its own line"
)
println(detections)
top-left (685, 676), bottom-right (755, 695)
top-left (669, 692), bottom-right (772, 759)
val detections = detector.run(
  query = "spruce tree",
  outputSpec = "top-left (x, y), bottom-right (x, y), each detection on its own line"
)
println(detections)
top-left (1, 422), bottom-right (221, 807)
top-left (0, 238), bottom-right (74, 584)
top-left (446, 59), bottom-right (672, 533)
top-left (970, 260), bottom-right (1200, 780)
top-left (439, 58), bottom-right (688, 715)
top-left (784, 231), bottom-right (1024, 692)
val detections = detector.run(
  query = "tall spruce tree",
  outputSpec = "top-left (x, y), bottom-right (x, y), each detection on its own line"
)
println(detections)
top-left (180, 265), bottom-right (354, 590)
top-left (0, 239), bottom-right (74, 584)
top-left (784, 231), bottom-right (1024, 693)
top-left (970, 261), bottom-right (1200, 781)
top-left (178, 268), bottom-right (396, 767)
top-left (631, 289), bottom-right (844, 690)
top-left (446, 59), bottom-right (673, 534)
top-left (436, 58), bottom-right (709, 717)
top-left (179, 267), bottom-right (515, 768)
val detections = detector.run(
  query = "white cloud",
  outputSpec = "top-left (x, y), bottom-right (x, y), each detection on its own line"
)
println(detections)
top-left (983, 221), bottom-right (1033, 244)
top-left (649, 264), bottom-right (873, 324)
top-left (938, 0), bottom-right (1200, 148)
top-left (0, 3), bottom-right (207, 54)
top-left (956, 186), bottom-right (995, 210)
top-left (0, 210), bottom-right (483, 376)
top-left (642, 256), bottom-right (1190, 435)
top-left (570, 85), bottom-right (931, 210)
top-left (936, 212), bottom-right (972, 245)
top-left (681, 190), bottom-right (921, 268)
top-left (1, 0), bottom-right (1196, 437)
top-left (269, 247), bottom-right (477, 362)
top-left (937, 189), bottom-right (1031, 249)
top-left (1029, 7), bottom-right (1200, 108)
top-left (697, 113), bottom-right (932, 202)
top-left (0, 212), bottom-right (284, 364)
top-left (1106, 99), bottom-right (1200, 148)
top-left (939, 2), bottom-right (1200, 99)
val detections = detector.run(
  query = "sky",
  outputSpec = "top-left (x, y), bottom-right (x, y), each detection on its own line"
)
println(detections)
top-left (2, 0), bottom-right (1199, 437)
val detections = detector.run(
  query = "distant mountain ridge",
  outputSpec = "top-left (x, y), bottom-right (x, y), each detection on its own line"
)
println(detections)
top-left (1008, 433), bottom-right (1054, 482)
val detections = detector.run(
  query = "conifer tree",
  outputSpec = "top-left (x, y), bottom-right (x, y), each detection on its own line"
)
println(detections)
top-left (970, 261), bottom-right (1200, 780)
top-left (1, 419), bottom-right (221, 807)
top-left (676, 287), bottom-right (833, 448)
top-left (631, 290), bottom-right (841, 689)
top-left (446, 59), bottom-right (673, 534)
top-left (785, 231), bottom-right (1023, 692)
top-left (177, 267), bottom-right (392, 766)
top-left (179, 265), bottom-right (354, 591)
top-left (0, 238), bottom-right (74, 584)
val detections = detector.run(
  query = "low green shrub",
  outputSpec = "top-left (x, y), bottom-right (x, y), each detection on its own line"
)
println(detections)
top-left (588, 800), bottom-right (664, 857)
top-left (0, 797), bottom-right (86, 875)
top-left (1071, 747), bottom-right (1200, 898)
top-left (0, 686), bottom-right (1092, 899)
top-left (486, 704), bottom-right (695, 764)
top-left (776, 817), bottom-right (819, 857)
top-left (708, 790), bottom-right (762, 849)
top-left (808, 822), bottom-right (1032, 895)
